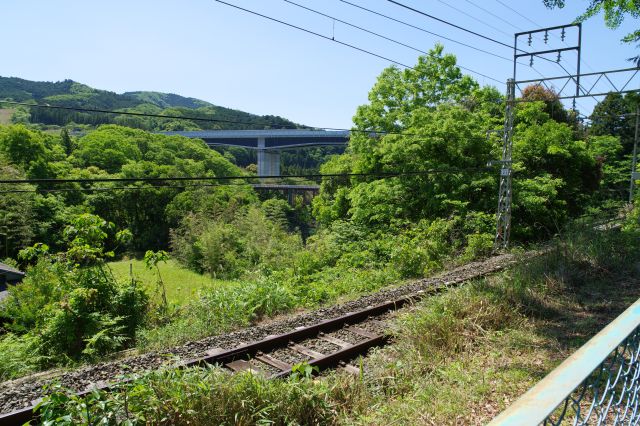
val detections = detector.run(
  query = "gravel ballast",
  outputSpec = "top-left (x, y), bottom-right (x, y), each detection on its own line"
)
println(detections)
top-left (0, 252), bottom-right (518, 415)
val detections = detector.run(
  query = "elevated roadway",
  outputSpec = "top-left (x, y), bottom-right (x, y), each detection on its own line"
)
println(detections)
top-left (161, 129), bottom-right (350, 176)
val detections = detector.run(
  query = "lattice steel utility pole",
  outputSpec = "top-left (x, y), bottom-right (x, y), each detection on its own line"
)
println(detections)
top-left (494, 20), bottom-right (640, 246)
top-left (494, 79), bottom-right (515, 250)
top-left (495, 23), bottom-right (582, 250)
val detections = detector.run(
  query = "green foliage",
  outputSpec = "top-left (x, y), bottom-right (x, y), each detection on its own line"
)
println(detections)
top-left (0, 333), bottom-right (43, 381)
top-left (290, 361), bottom-right (320, 380)
top-left (352, 44), bottom-right (479, 134)
top-left (314, 47), bottom-right (603, 244)
top-left (33, 223), bottom-right (640, 426)
top-left (144, 250), bottom-right (170, 319)
top-left (0, 162), bottom-right (37, 257)
top-left (0, 214), bottom-right (149, 368)
top-left (0, 76), bottom-right (300, 131)
top-left (0, 255), bottom-right (63, 333)
top-left (171, 205), bottom-right (302, 279)
top-left (36, 366), bottom-right (338, 426)
top-left (315, 47), bottom-right (503, 231)
top-left (395, 285), bottom-right (518, 360)
top-left (138, 279), bottom-right (294, 349)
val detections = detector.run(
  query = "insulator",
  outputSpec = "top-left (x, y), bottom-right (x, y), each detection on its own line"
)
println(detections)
top-left (556, 52), bottom-right (561, 63)
top-left (529, 55), bottom-right (534, 66)
top-left (527, 34), bottom-right (532, 46)
top-left (544, 30), bottom-right (549, 44)
top-left (561, 28), bottom-right (566, 41)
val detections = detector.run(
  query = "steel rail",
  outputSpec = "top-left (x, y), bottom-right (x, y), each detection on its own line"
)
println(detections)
top-left (0, 250), bottom-right (524, 426)
top-left (0, 293), bottom-right (423, 425)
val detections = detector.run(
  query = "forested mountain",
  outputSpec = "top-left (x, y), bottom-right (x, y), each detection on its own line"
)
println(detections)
top-left (0, 76), bottom-right (300, 131)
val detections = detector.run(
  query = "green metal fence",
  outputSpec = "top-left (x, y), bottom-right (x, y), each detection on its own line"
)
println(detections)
top-left (490, 298), bottom-right (640, 425)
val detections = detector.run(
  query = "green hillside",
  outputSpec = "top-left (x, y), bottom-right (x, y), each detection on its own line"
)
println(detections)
top-left (124, 91), bottom-right (211, 109)
top-left (0, 76), bottom-right (300, 131)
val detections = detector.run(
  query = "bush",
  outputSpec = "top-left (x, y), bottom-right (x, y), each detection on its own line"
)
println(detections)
top-left (1, 214), bottom-right (149, 366)
top-left (0, 332), bottom-right (43, 380)
top-left (0, 257), bottom-right (67, 333)
top-left (171, 206), bottom-right (302, 279)
top-left (37, 366), bottom-right (340, 426)
top-left (395, 285), bottom-right (519, 360)
top-left (138, 279), bottom-right (294, 349)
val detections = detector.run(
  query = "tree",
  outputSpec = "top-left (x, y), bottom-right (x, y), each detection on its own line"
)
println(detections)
top-left (0, 124), bottom-right (47, 167)
top-left (0, 163), bottom-right (37, 257)
top-left (314, 45), bottom-right (501, 227)
top-left (521, 84), bottom-right (577, 125)
top-left (2, 214), bottom-right (147, 362)
top-left (511, 101), bottom-right (600, 237)
top-left (60, 128), bottom-right (75, 156)
top-left (351, 44), bottom-right (478, 137)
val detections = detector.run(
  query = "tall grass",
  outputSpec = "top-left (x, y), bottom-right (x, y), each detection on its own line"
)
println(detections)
top-left (37, 367), bottom-right (342, 426)
top-left (36, 221), bottom-right (640, 424)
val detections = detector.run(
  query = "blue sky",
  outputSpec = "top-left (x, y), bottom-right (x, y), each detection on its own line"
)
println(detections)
top-left (3, 0), bottom-right (639, 128)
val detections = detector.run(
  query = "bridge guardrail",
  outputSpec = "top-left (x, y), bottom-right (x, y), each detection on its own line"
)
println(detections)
top-left (489, 297), bottom-right (640, 425)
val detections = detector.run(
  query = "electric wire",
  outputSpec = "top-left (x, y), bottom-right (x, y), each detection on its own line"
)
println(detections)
top-left (462, 0), bottom-right (522, 31)
top-left (215, 0), bottom-right (504, 84)
top-left (0, 100), bottom-right (416, 138)
top-left (435, 0), bottom-right (513, 38)
top-left (1, 100), bottom-right (308, 129)
top-left (0, 166), bottom-right (495, 186)
top-left (338, 0), bottom-right (568, 87)
top-left (0, 183), bottom-right (243, 194)
top-left (492, 0), bottom-right (597, 73)
top-left (4, 100), bottom-right (516, 139)
top-left (385, 0), bottom-right (514, 50)
top-left (212, 0), bottom-right (413, 69)
top-left (284, 0), bottom-right (458, 58)
top-left (284, 0), bottom-right (514, 66)
top-left (338, 0), bottom-right (512, 62)
top-left (385, 0), bottom-right (581, 75)
top-left (493, 0), bottom-right (540, 29)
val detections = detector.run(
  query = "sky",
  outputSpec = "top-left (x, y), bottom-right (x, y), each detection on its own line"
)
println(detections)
top-left (3, 0), bottom-right (639, 128)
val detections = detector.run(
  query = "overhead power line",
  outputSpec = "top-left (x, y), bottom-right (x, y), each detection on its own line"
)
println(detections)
top-left (214, 0), bottom-right (504, 84)
top-left (212, 0), bottom-right (413, 69)
top-left (2, 100), bottom-right (506, 139)
top-left (385, 0), bottom-right (513, 49)
top-left (491, 0), bottom-right (597, 73)
top-left (284, 0), bottom-right (511, 63)
top-left (284, 0), bottom-right (444, 57)
top-left (493, 0), bottom-right (540, 28)
top-left (2, 100), bottom-right (308, 129)
top-left (0, 100), bottom-right (419, 138)
top-left (335, 0), bottom-right (512, 63)
top-left (337, 0), bottom-right (553, 83)
top-left (0, 183), bottom-right (232, 194)
top-left (435, 0), bottom-right (513, 37)
top-left (385, 0), bottom-right (580, 78)
top-left (0, 166), bottom-right (494, 186)
top-left (462, 0), bottom-right (522, 31)
top-left (284, 0), bottom-right (531, 81)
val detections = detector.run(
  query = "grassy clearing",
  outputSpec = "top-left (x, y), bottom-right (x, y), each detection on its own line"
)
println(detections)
top-left (0, 109), bottom-right (13, 125)
top-left (38, 222), bottom-right (640, 424)
top-left (108, 258), bottom-right (233, 307)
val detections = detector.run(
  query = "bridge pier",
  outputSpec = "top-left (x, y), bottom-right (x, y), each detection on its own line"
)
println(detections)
top-left (257, 137), bottom-right (280, 177)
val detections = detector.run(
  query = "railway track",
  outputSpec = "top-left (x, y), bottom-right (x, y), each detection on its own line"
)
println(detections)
top-left (0, 252), bottom-right (521, 425)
